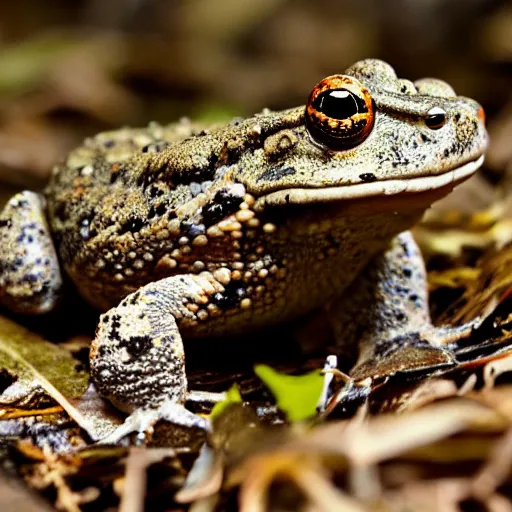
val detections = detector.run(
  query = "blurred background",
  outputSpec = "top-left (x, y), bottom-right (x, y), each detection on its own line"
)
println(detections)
top-left (0, 0), bottom-right (510, 205)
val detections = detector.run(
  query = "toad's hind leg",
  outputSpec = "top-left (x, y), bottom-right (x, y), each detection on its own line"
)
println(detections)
top-left (90, 273), bottom-right (224, 443)
top-left (328, 231), bottom-right (477, 382)
top-left (0, 191), bottom-right (62, 314)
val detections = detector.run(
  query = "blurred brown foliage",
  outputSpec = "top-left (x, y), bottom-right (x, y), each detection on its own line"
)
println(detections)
top-left (0, 0), bottom-right (510, 199)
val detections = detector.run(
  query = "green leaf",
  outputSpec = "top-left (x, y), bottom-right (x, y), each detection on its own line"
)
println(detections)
top-left (209, 384), bottom-right (243, 421)
top-left (254, 365), bottom-right (324, 422)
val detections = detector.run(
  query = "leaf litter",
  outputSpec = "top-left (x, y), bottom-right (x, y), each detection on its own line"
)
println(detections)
top-left (0, 12), bottom-right (511, 509)
top-left (1, 193), bottom-right (512, 511)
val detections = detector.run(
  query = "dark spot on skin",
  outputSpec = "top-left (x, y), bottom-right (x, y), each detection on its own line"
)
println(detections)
top-left (400, 241), bottom-right (411, 257)
top-left (202, 189), bottom-right (244, 226)
top-left (119, 217), bottom-right (145, 235)
top-left (443, 149), bottom-right (450, 158)
top-left (104, 139), bottom-right (115, 148)
top-left (136, 159), bottom-right (172, 190)
top-left (395, 286), bottom-right (408, 296)
top-left (97, 345), bottom-right (109, 358)
top-left (148, 203), bottom-right (167, 219)
top-left (109, 163), bottom-right (127, 185)
top-left (211, 282), bottom-right (246, 310)
top-left (23, 274), bottom-right (39, 284)
top-left (121, 335), bottom-right (152, 358)
top-left (54, 202), bottom-right (67, 222)
top-left (107, 314), bottom-right (122, 343)
top-left (127, 291), bottom-right (142, 305)
top-left (359, 173), bottom-right (377, 183)
top-left (403, 268), bottom-right (412, 278)
top-left (148, 185), bottom-right (165, 198)
top-left (409, 294), bottom-right (419, 303)
top-left (37, 282), bottom-right (50, 297)
top-left (257, 166), bottom-right (296, 182)
top-left (454, 113), bottom-right (461, 122)
top-left (0, 219), bottom-right (11, 228)
top-left (13, 200), bottom-right (28, 210)
top-left (420, 134), bottom-right (431, 143)
top-left (172, 153), bottom-right (219, 187)
top-left (141, 141), bottom-right (169, 154)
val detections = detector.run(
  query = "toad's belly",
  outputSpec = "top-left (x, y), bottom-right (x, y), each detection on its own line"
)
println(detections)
top-left (180, 207), bottom-right (425, 338)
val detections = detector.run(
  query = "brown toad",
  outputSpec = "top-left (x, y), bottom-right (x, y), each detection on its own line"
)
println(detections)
top-left (0, 59), bottom-right (488, 440)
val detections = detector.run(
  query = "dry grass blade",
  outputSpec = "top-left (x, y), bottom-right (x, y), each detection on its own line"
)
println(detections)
top-left (447, 243), bottom-right (512, 325)
top-left (472, 428), bottom-right (512, 500)
top-left (119, 447), bottom-right (181, 512)
top-left (301, 400), bottom-right (490, 466)
top-left (175, 444), bottom-right (224, 504)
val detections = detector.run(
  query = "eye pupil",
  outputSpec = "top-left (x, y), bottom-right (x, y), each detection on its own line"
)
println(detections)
top-left (314, 89), bottom-right (360, 120)
top-left (425, 106), bottom-right (447, 129)
top-left (305, 74), bottom-right (375, 150)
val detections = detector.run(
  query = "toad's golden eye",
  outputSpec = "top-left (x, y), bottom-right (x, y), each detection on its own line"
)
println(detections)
top-left (305, 75), bottom-right (375, 150)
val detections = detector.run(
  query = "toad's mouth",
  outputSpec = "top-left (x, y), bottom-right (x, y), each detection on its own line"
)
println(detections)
top-left (253, 155), bottom-right (484, 211)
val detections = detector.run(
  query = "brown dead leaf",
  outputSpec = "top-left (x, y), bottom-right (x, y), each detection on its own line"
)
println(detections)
top-left (0, 315), bottom-right (88, 406)
top-left (0, 315), bottom-right (123, 441)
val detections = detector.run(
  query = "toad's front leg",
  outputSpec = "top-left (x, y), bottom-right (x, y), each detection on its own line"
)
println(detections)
top-left (0, 191), bottom-right (62, 314)
top-left (328, 231), bottom-right (478, 386)
top-left (90, 273), bottom-right (225, 443)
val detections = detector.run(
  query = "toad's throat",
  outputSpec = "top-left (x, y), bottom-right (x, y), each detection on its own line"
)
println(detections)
top-left (254, 155), bottom-right (484, 210)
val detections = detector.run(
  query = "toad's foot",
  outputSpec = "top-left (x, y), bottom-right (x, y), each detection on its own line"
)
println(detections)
top-left (90, 273), bottom-right (224, 443)
top-left (328, 231), bottom-right (477, 384)
top-left (99, 401), bottom-right (211, 445)
top-left (0, 191), bottom-right (62, 314)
